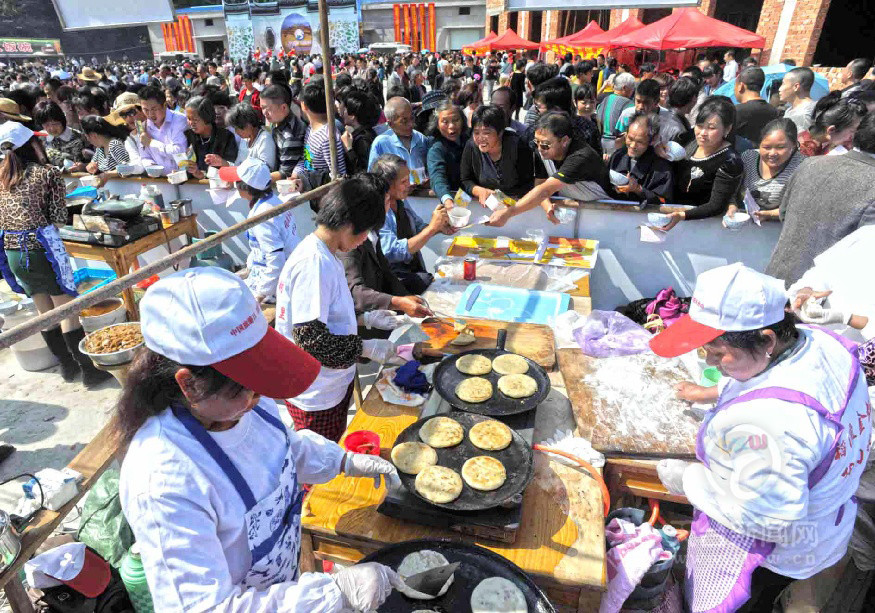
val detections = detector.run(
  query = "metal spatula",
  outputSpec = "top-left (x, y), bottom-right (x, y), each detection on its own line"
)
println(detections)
top-left (399, 562), bottom-right (460, 598)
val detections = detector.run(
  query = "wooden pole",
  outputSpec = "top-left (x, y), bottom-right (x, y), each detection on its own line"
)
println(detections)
top-left (317, 0), bottom-right (340, 179)
top-left (0, 181), bottom-right (339, 350)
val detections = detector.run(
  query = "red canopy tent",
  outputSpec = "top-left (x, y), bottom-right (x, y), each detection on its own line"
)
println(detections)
top-left (482, 29), bottom-right (540, 52)
top-left (585, 16), bottom-right (645, 48)
top-left (611, 8), bottom-right (765, 50)
top-left (541, 20), bottom-right (604, 53)
top-left (462, 31), bottom-right (497, 55)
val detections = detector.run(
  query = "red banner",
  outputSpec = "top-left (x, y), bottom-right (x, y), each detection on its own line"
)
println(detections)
top-left (418, 4), bottom-right (426, 51)
top-left (393, 4), bottom-right (401, 44)
top-left (428, 3), bottom-right (436, 51)
top-left (403, 5), bottom-right (411, 46)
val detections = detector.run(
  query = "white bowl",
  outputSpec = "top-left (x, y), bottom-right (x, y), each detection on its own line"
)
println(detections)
top-left (276, 179), bottom-right (297, 195)
top-left (609, 170), bottom-right (629, 186)
top-left (167, 169), bottom-right (188, 185)
top-left (448, 207), bottom-right (472, 228)
top-left (145, 165), bottom-right (164, 178)
top-left (723, 212), bottom-right (750, 230)
top-left (647, 212), bottom-right (672, 228)
top-left (209, 177), bottom-right (231, 189)
top-left (115, 164), bottom-right (136, 176)
top-left (79, 175), bottom-right (99, 187)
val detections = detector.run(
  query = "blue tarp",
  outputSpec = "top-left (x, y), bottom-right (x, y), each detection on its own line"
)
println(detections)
top-left (714, 64), bottom-right (831, 103)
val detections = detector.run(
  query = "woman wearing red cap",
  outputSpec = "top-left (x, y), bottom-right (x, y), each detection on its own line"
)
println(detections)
top-left (118, 267), bottom-right (400, 612)
top-left (650, 264), bottom-right (870, 613)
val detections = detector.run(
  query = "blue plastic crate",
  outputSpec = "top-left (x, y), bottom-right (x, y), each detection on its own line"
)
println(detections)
top-left (72, 267), bottom-right (116, 294)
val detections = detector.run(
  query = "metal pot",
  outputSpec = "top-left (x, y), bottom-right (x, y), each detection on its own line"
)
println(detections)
top-left (79, 323), bottom-right (144, 367)
top-left (83, 197), bottom-right (146, 221)
top-left (170, 199), bottom-right (193, 217)
top-left (0, 510), bottom-right (22, 573)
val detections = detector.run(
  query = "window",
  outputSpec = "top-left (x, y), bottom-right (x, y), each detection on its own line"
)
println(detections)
top-left (205, 18), bottom-right (214, 26)
top-left (458, 7), bottom-right (470, 15)
top-left (508, 11), bottom-right (518, 33)
top-left (529, 10), bottom-right (542, 43)
top-left (490, 15), bottom-right (498, 34)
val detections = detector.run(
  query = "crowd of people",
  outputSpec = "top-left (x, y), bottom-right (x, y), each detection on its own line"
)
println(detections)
top-left (0, 46), bottom-right (874, 612)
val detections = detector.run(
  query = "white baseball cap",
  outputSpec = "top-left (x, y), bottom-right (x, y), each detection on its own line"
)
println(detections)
top-left (219, 157), bottom-right (271, 190)
top-left (650, 263), bottom-right (788, 358)
top-left (0, 122), bottom-right (34, 150)
top-left (140, 268), bottom-right (319, 398)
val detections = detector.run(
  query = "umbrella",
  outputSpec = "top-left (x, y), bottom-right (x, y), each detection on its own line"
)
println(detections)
top-left (462, 31), bottom-right (497, 55)
top-left (482, 29), bottom-right (540, 52)
top-left (541, 21), bottom-right (604, 52)
top-left (585, 16), bottom-right (646, 48)
top-left (611, 8), bottom-right (765, 51)
top-left (714, 64), bottom-right (831, 103)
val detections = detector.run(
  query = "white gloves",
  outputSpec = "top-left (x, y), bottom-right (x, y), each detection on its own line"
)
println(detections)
top-left (343, 451), bottom-right (397, 487)
top-left (797, 300), bottom-right (851, 326)
top-left (361, 339), bottom-right (402, 364)
top-left (332, 562), bottom-right (399, 611)
top-left (362, 309), bottom-right (411, 330)
top-left (657, 459), bottom-right (691, 496)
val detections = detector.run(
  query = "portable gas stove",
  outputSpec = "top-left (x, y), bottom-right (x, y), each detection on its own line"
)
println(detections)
top-left (60, 215), bottom-right (161, 247)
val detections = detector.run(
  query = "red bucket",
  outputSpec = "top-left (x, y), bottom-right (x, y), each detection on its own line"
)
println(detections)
top-left (343, 430), bottom-right (380, 455)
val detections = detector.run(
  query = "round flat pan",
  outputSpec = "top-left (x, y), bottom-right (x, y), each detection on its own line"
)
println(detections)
top-left (360, 539), bottom-right (556, 613)
top-left (393, 411), bottom-right (533, 512)
top-left (433, 348), bottom-right (550, 416)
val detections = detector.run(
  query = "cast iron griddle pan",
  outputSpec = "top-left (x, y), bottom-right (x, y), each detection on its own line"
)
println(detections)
top-left (433, 329), bottom-right (551, 416)
top-left (393, 410), bottom-right (534, 512)
top-left (360, 538), bottom-right (556, 613)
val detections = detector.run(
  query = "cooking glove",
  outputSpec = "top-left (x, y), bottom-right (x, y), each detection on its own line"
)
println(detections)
top-left (332, 562), bottom-right (398, 611)
top-left (797, 300), bottom-right (850, 326)
top-left (361, 339), bottom-right (403, 364)
top-left (362, 309), bottom-right (411, 330)
top-left (343, 451), bottom-right (397, 487)
top-left (657, 459), bottom-right (691, 496)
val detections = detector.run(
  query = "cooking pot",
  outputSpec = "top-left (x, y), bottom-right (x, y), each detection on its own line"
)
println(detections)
top-left (83, 197), bottom-right (146, 221)
top-left (0, 510), bottom-right (21, 573)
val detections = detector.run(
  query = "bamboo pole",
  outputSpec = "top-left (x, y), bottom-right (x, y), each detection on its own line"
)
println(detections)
top-left (0, 181), bottom-right (340, 350)
top-left (317, 0), bottom-right (340, 179)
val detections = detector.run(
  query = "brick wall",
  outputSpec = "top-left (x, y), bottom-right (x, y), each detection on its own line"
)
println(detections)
top-left (757, 0), bottom-right (831, 66)
top-left (485, 0), bottom-right (504, 31)
top-left (676, 0), bottom-right (715, 17)
top-left (609, 9), bottom-right (643, 29)
top-left (813, 66), bottom-right (845, 91)
top-left (518, 11), bottom-right (530, 40)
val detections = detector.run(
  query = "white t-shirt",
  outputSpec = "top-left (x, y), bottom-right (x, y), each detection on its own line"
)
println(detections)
top-left (119, 399), bottom-right (347, 612)
top-left (245, 194), bottom-right (300, 300)
top-left (275, 233), bottom-right (358, 410)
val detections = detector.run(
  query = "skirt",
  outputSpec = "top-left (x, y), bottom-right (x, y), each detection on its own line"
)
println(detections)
top-left (4, 248), bottom-right (63, 297)
top-left (284, 381), bottom-right (355, 443)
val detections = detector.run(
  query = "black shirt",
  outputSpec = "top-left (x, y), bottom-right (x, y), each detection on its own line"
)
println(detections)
top-left (734, 99), bottom-right (779, 146)
top-left (675, 143), bottom-right (744, 220)
top-left (184, 127), bottom-right (239, 172)
top-left (534, 138), bottom-right (610, 201)
top-left (346, 126), bottom-right (376, 174)
top-left (460, 130), bottom-right (534, 199)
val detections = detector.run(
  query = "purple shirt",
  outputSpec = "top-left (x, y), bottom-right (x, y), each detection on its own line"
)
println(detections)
top-left (141, 109), bottom-right (188, 173)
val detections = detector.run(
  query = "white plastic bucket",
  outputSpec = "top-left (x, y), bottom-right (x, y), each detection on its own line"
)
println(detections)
top-left (3, 306), bottom-right (58, 372)
top-left (79, 298), bottom-right (127, 333)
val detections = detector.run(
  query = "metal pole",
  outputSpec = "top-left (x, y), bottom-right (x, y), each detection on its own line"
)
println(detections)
top-left (317, 0), bottom-right (340, 179)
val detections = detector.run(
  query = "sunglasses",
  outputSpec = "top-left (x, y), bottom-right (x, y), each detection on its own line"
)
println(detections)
top-left (119, 108), bottom-right (138, 118)
top-left (534, 140), bottom-right (555, 151)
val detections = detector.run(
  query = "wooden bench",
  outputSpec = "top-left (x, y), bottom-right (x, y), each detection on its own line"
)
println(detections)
top-left (0, 419), bottom-right (121, 612)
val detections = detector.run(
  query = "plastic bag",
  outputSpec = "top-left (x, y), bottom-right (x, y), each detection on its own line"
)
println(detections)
top-left (573, 310), bottom-right (653, 358)
top-left (77, 468), bottom-right (134, 568)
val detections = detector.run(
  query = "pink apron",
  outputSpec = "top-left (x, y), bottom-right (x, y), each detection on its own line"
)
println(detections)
top-left (685, 326), bottom-right (862, 613)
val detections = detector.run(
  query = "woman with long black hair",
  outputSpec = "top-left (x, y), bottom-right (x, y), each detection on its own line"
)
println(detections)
top-left (81, 114), bottom-right (130, 183)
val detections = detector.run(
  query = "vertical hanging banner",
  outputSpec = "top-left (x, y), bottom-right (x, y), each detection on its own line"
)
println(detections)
top-left (428, 3), bottom-right (436, 51)
top-left (393, 4), bottom-right (401, 43)
top-left (161, 23), bottom-right (171, 51)
top-left (411, 4), bottom-right (419, 51)
top-left (182, 16), bottom-right (194, 52)
top-left (418, 4), bottom-right (426, 50)
top-left (403, 5), bottom-right (411, 46)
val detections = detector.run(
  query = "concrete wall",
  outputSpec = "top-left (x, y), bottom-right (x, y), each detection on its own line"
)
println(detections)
top-left (72, 177), bottom-right (781, 311)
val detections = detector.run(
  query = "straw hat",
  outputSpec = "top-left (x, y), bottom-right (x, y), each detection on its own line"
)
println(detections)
top-left (78, 67), bottom-right (102, 82)
top-left (112, 92), bottom-right (140, 114)
top-left (0, 98), bottom-right (31, 122)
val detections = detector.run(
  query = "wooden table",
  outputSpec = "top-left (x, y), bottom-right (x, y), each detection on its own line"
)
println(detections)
top-left (63, 215), bottom-right (199, 320)
top-left (0, 420), bottom-right (121, 612)
top-left (301, 325), bottom-right (608, 613)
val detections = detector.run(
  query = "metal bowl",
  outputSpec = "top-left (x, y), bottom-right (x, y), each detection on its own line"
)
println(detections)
top-left (79, 322), bottom-right (144, 366)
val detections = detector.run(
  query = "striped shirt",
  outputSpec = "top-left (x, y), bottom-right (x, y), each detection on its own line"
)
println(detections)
top-left (740, 149), bottom-right (804, 211)
top-left (271, 114), bottom-right (308, 179)
top-left (92, 139), bottom-right (130, 172)
top-left (294, 123), bottom-right (346, 176)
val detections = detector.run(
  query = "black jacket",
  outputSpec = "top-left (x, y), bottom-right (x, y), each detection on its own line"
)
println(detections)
top-left (345, 126), bottom-right (376, 174)
top-left (608, 146), bottom-right (674, 206)
top-left (460, 130), bottom-right (534, 199)
top-left (340, 237), bottom-right (407, 314)
top-left (184, 127), bottom-right (239, 172)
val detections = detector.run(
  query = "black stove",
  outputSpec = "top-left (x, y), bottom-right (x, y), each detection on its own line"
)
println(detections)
top-left (60, 215), bottom-right (161, 247)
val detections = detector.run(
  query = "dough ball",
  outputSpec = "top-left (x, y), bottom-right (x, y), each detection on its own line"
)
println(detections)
top-left (391, 442), bottom-right (438, 475)
top-left (469, 419), bottom-right (513, 451)
top-left (471, 576), bottom-right (528, 613)
top-left (455, 377), bottom-right (493, 403)
top-left (462, 456), bottom-right (507, 491)
top-left (455, 354), bottom-right (492, 375)
top-left (415, 466), bottom-right (463, 504)
top-left (497, 374), bottom-right (538, 399)
top-left (419, 416), bottom-right (464, 448)
top-left (491, 353), bottom-right (530, 375)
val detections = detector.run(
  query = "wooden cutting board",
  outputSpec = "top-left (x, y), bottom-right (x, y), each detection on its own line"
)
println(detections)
top-left (420, 318), bottom-right (556, 369)
top-left (558, 348), bottom-right (701, 457)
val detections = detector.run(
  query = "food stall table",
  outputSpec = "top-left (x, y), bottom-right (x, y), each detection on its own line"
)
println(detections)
top-left (62, 215), bottom-right (199, 321)
top-left (301, 375), bottom-right (608, 612)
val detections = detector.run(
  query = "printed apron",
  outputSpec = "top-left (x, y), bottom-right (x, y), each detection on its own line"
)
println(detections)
top-left (0, 225), bottom-right (77, 297)
top-left (685, 327), bottom-right (862, 613)
top-left (172, 405), bottom-right (305, 589)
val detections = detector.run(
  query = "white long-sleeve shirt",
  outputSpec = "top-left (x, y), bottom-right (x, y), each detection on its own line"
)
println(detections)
top-left (683, 328), bottom-right (871, 579)
top-left (140, 109), bottom-right (189, 173)
top-left (120, 399), bottom-right (347, 612)
top-left (245, 194), bottom-right (300, 300)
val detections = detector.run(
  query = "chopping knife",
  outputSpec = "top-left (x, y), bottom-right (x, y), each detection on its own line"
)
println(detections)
top-left (396, 562), bottom-right (460, 598)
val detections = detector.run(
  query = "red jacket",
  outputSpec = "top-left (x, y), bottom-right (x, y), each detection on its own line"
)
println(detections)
top-left (238, 87), bottom-right (262, 116)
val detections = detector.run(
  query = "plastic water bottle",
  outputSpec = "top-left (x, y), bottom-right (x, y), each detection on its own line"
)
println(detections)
top-left (120, 544), bottom-right (154, 613)
top-left (660, 524), bottom-right (681, 556)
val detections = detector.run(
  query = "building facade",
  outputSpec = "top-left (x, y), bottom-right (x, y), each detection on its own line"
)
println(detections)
top-left (483, 0), bottom-right (873, 70)
top-left (361, 0), bottom-right (486, 51)
top-left (148, 5), bottom-right (229, 58)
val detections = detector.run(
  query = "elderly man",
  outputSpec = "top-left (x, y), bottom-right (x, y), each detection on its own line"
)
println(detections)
top-left (596, 71), bottom-right (635, 155)
top-left (367, 97), bottom-right (430, 185)
top-left (137, 85), bottom-right (188, 173)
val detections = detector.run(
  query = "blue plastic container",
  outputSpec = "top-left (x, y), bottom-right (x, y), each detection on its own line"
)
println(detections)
top-left (72, 268), bottom-right (117, 294)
